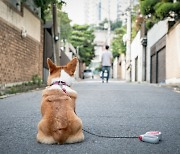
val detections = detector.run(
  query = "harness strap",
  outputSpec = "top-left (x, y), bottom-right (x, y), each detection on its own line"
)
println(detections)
top-left (50, 81), bottom-right (70, 87)
top-left (49, 81), bottom-right (70, 93)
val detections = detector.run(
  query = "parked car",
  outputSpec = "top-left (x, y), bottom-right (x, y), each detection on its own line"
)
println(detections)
top-left (83, 69), bottom-right (94, 79)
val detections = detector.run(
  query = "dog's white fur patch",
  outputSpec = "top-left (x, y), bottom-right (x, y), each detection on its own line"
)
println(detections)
top-left (48, 69), bottom-right (76, 94)
top-left (51, 70), bottom-right (74, 86)
top-left (59, 70), bottom-right (75, 86)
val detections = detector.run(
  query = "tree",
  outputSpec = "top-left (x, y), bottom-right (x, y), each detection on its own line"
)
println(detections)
top-left (111, 27), bottom-right (126, 58)
top-left (70, 25), bottom-right (95, 66)
top-left (140, 0), bottom-right (180, 29)
top-left (111, 20), bottom-right (123, 31)
top-left (33, 0), bottom-right (72, 43)
top-left (96, 19), bottom-right (122, 31)
top-left (33, 0), bottom-right (66, 22)
top-left (131, 4), bottom-right (142, 39)
top-left (58, 12), bottom-right (72, 43)
top-left (155, 2), bottom-right (180, 20)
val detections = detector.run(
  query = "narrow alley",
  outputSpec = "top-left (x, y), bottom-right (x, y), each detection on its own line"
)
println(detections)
top-left (0, 80), bottom-right (180, 154)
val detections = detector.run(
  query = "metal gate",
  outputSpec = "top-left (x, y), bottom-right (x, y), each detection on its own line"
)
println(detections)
top-left (151, 54), bottom-right (157, 83)
top-left (150, 36), bottom-right (166, 83)
top-left (157, 47), bottom-right (166, 83)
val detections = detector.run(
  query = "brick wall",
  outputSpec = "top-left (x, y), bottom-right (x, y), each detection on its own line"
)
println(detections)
top-left (0, 17), bottom-right (43, 85)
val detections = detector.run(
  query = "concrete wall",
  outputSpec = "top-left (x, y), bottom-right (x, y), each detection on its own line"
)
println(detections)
top-left (119, 54), bottom-right (126, 80)
top-left (131, 31), bottom-right (142, 82)
top-left (146, 19), bottom-right (168, 82)
top-left (64, 43), bottom-right (76, 60)
top-left (166, 22), bottom-right (180, 83)
top-left (0, 1), bottom-right (43, 86)
top-left (113, 54), bottom-right (126, 80)
top-left (113, 57), bottom-right (118, 79)
top-left (64, 43), bottom-right (80, 79)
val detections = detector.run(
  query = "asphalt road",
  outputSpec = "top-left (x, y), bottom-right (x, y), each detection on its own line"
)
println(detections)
top-left (0, 80), bottom-right (180, 154)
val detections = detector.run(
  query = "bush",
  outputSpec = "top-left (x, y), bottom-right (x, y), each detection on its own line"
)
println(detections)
top-left (140, 0), bottom-right (160, 16)
top-left (146, 20), bottom-right (154, 29)
top-left (155, 2), bottom-right (174, 19)
top-left (140, 0), bottom-right (180, 30)
top-left (32, 75), bottom-right (42, 86)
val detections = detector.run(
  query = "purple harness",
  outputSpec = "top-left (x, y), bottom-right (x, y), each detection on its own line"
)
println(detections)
top-left (50, 81), bottom-right (70, 93)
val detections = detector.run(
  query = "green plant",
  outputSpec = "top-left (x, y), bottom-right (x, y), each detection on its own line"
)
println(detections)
top-left (140, 0), bottom-right (160, 16)
top-left (34, 0), bottom-right (66, 22)
top-left (111, 27), bottom-right (126, 58)
top-left (32, 75), bottom-right (42, 86)
top-left (6, 86), bottom-right (19, 94)
top-left (0, 75), bottom-right (45, 96)
top-left (140, 0), bottom-right (180, 30)
top-left (146, 20), bottom-right (154, 29)
top-left (155, 2), bottom-right (175, 19)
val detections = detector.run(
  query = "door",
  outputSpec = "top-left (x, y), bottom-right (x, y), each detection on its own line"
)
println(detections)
top-left (150, 36), bottom-right (166, 83)
top-left (157, 47), bottom-right (166, 83)
top-left (151, 54), bottom-right (157, 83)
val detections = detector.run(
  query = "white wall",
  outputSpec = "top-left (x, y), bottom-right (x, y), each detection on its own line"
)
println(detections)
top-left (113, 57), bottom-right (118, 79)
top-left (146, 19), bottom-right (168, 82)
top-left (120, 54), bottom-right (126, 80)
top-left (166, 22), bottom-right (180, 84)
top-left (131, 31), bottom-right (142, 82)
top-left (92, 30), bottom-right (114, 69)
top-left (65, 43), bottom-right (76, 60)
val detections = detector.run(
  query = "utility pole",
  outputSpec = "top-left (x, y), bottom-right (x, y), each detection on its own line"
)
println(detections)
top-left (107, 0), bottom-right (111, 46)
top-left (52, 2), bottom-right (60, 65)
top-left (125, 0), bottom-right (132, 82)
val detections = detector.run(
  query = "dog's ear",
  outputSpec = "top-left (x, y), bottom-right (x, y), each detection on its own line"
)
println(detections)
top-left (66, 57), bottom-right (78, 76)
top-left (47, 58), bottom-right (57, 74)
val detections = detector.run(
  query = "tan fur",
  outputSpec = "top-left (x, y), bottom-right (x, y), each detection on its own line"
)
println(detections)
top-left (37, 58), bottom-right (84, 144)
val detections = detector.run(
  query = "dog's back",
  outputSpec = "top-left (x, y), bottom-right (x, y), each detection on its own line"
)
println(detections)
top-left (36, 58), bottom-right (84, 144)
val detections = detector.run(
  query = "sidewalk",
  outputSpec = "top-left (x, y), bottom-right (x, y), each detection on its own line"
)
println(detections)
top-left (158, 83), bottom-right (180, 93)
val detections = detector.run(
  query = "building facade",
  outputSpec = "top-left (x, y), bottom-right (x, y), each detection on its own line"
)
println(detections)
top-left (166, 22), bottom-right (180, 83)
top-left (84, 0), bottom-right (118, 25)
top-left (146, 20), bottom-right (168, 83)
top-left (130, 19), bottom-right (180, 84)
top-left (0, 0), bottom-right (43, 86)
top-left (131, 31), bottom-right (143, 82)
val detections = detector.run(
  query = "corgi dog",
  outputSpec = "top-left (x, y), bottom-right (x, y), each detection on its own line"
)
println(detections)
top-left (36, 57), bottom-right (84, 144)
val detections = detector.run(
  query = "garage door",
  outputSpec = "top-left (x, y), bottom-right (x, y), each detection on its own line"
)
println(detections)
top-left (151, 54), bottom-right (156, 83)
top-left (157, 47), bottom-right (166, 83)
top-left (150, 36), bottom-right (166, 83)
